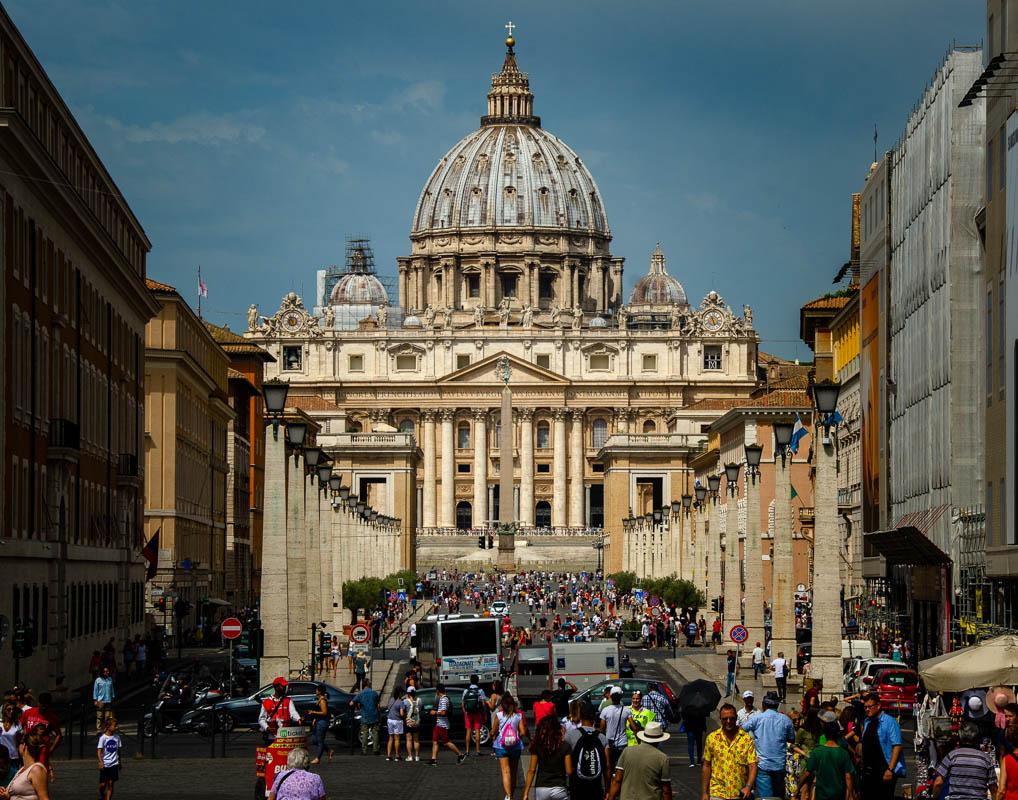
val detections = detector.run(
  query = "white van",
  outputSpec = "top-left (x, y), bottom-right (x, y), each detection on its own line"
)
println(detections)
top-left (842, 639), bottom-right (873, 660)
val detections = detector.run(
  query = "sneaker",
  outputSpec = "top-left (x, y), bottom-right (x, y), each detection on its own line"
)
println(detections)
top-left (456, 753), bottom-right (467, 764)
top-left (415, 756), bottom-right (420, 762)
top-left (427, 759), bottom-right (437, 766)
top-left (386, 757), bottom-right (392, 762)
top-left (688, 762), bottom-right (697, 768)
top-left (405, 756), bottom-right (413, 762)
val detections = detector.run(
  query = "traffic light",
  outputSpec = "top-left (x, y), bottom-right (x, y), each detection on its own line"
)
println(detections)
top-left (175, 599), bottom-right (192, 618)
top-left (12, 620), bottom-right (33, 659)
top-left (487, 535), bottom-right (494, 549)
top-left (252, 627), bottom-right (265, 658)
top-left (710, 598), bottom-right (719, 613)
top-left (478, 535), bottom-right (485, 549)
top-left (155, 597), bottom-right (166, 612)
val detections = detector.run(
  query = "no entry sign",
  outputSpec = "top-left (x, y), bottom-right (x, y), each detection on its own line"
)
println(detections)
top-left (351, 623), bottom-right (370, 645)
top-left (729, 624), bottom-right (749, 644)
top-left (221, 617), bottom-right (243, 640)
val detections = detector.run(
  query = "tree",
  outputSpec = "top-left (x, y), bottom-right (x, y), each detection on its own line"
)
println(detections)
top-left (606, 571), bottom-right (638, 596)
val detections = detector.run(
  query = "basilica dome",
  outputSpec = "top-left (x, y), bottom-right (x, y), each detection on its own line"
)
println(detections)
top-left (329, 271), bottom-right (388, 306)
top-left (411, 38), bottom-right (609, 237)
top-left (629, 244), bottom-right (687, 306)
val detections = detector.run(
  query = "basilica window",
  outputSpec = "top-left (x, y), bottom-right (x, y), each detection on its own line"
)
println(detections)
top-left (398, 419), bottom-right (414, 434)
top-left (395, 354), bottom-right (418, 371)
top-left (703, 345), bottom-right (722, 371)
top-left (456, 354), bottom-right (471, 370)
top-left (466, 274), bottom-right (480, 298)
top-left (539, 273), bottom-right (555, 304)
top-left (536, 354), bottom-right (551, 370)
top-left (347, 421), bottom-right (362, 433)
top-left (457, 422), bottom-right (471, 448)
top-left (589, 353), bottom-right (610, 371)
top-left (536, 422), bottom-right (550, 449)
top-left (501, 273), bottom-right (518, 299)
top-left (592, 418), bottom-right (608, 448)
top-left (642, 354), bottom-right (657, 372)
top-left (283, 346), bottom-right (302, 371)
top-left (537, 463), bottom-right (550, 474)
top-left (643, 420), bottom-right (657, 434)
top-left (348, 354), bottom-right (364, 372)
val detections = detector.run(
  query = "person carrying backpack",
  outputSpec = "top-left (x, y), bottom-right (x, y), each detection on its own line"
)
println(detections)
top-left (491, 693), bottom-right (528, 800)
top-left (461, 674), bottom-right (488, 756)
top-left (565, 702), bottom-right (610, 800)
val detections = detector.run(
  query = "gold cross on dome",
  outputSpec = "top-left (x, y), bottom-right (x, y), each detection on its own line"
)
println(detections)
top-left (505, 20), bottom-right (515, 38)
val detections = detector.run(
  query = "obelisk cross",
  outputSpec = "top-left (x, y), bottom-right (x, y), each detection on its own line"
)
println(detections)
top-left (505, 20), bottom-right (516, 38)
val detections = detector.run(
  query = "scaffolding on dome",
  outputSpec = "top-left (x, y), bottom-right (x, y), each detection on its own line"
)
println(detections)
top-left (316, 236), bottom-right (401, 330)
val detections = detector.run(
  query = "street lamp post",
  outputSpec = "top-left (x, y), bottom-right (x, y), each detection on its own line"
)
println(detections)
top-left (811, 380), bottom-right (843, 688)
top-left (707, 474), bottom-right (722, 611)
top-left (743, 444), bottom-right (765, 648)
top-left (771, 421), bottom-right (796, 661)
top-left (694, 485), bottom-right (708, 596)
top-left (722, 465), bottom-right (742, 636)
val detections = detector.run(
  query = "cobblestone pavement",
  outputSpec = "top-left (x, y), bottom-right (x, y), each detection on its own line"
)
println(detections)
top-left (50, 743), bottom-right (707, 800)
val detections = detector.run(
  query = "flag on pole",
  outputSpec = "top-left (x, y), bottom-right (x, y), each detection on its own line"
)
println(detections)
top-left (142, 527), bottom-right (160, 580)
top-left (789, 413), bottom-right (809, 454)
top-left (198, 269), bottom-right (208, 298)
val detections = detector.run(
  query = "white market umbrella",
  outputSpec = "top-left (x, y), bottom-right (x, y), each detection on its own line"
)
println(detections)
top-left (919, 635), bottom-right (1018, 693)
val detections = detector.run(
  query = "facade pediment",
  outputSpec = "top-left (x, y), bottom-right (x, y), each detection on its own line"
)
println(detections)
top-left (437, 351), bottom-right (569, 385)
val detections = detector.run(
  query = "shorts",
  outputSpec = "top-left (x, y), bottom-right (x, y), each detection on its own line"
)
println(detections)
top-left (463, 710), bottom-right (484, 730)
top-left (434, 726), bottom-right (450, 744)
top-left (534, 788), bottom-right (569, 800)
top-left (493, 745), bottom-right (523, 759)
top-left (387, 719), bottom-right (405, 735)
top-left (100, 765), bottom-right (120, 783)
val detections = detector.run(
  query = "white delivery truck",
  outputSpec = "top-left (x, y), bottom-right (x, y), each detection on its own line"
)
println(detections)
top-left (550, 640), bottom-right (620, 694)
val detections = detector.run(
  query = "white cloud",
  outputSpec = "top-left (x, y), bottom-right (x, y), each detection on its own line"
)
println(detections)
top-left (108, 112), bottom-right (267, 146)
top-left (390, 80), bottom-right (444, 112)
top-left (371, 129), bottom-right (406, 146)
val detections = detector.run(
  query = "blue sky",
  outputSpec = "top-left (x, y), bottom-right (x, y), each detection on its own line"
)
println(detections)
top-left (8, 1), bottom-right (982, 359)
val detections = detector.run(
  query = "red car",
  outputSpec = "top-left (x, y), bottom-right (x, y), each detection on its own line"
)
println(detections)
top-left (872, 667), bottom-right (919, 714)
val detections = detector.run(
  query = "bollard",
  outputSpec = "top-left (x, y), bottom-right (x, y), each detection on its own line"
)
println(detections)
top-left (78, 708), bottom-right (86, 758)
top-left (151, 703), bottom-right (159, 760)
top-left (208, 705), bottom-right (217, 759)
top-left (136, 706), bottom-right (145, 759)
top-left (220, 711), bottom-right (227, 758)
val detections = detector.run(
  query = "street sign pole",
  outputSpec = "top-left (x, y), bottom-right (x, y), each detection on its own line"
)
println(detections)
top-left (229, 638), bottom-right (233, 697)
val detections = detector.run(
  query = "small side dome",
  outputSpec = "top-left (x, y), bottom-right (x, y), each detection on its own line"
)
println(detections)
top-left (628, 243), bottom-right (688, 307)
top-left (329, 272), bottom-right (389, 306)
top-left (403, 314), bottom-right (422, 328)
top-left (589, 315), bottom-right (608, 328)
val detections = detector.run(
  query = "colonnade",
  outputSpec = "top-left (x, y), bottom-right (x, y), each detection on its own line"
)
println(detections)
top-left (419, 408), bottom-right (588, 530)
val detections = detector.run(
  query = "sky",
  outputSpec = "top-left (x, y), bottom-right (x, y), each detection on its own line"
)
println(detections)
top-left (7, 0), bottom-right (983, 360)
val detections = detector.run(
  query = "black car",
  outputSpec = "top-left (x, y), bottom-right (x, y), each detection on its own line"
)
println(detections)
top-left (181, 681), bottom-right (354, 736)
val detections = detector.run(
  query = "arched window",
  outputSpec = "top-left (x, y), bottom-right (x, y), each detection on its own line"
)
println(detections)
top-left (592, 418), bottom-right (608, 448)
top-left (347, 420), bottom-right (362, 433)
top-left (643, 420), bottom-right (657, 434)
top-left (456, 501), bottom-right (473, 530)
top-left (535, 501), bottom-right (552, 528)
top-left (398, 419), bottom-right (414, 434)
top-left (536, 422), bottom-right (550, 449)
top-left (457, 421), bottom-right (471, 448)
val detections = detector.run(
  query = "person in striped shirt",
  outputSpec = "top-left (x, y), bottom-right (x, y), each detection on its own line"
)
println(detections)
top-left (930, 722), bottom-right (996, 800)
top-left (428, 684), bottom-right (466, 766)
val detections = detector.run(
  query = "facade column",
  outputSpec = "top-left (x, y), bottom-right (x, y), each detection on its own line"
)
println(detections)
top-left (422, 411), bottom-right (437, 528)
top-left (259, 426), bottom-right (288, 683)
top-left (552, 409), bottom-right (568, 528)
top-left (615, 410), bottom-right (631, 435)
top-left (319, 488), bottom-right (333, 625)
top-left (520, 409), bottom-right (535, 526)
top-left (771, 447), bottom-right (796, 658)
top-left (569, 410), bottom-right (584, 528)
top-left (743, 463), bottom-right (765, 647)
top-left (812, 430), bottom-right (842, 685)
top-left (473, 410), bottom-right (488, 528)
top-left (440, 410), bottom-right (455, 528)
top-left (305, 476), bottom-right (321, 634)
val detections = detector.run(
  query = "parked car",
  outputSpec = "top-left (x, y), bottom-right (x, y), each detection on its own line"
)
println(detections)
top-left (413, 687), bottom-right (491, 745)
top-left (852, 658), bottom-right (901, 695)
top-left (871, 667), bottom-right (919, 713)
top-left (572, 678), bottom-right (680, 718)
top-left (181, 680), bottom-right (354, 737)
top-left (490, 600), bottom-right (509, 616)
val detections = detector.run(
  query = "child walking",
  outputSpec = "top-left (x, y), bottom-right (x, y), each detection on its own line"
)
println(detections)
top-left (97, 716), bottom-right (122, 800)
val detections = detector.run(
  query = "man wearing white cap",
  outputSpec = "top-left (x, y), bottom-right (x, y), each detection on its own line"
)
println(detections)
top-left (599, 686), bottom-right (632, 770)
top-left (605, 721), bottom-right (672, 800)
top-left (737, 691), bottom-right (757, 726)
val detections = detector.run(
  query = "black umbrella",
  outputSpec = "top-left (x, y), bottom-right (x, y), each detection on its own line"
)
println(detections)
top-left (677, 679), bottom-right (722, 718)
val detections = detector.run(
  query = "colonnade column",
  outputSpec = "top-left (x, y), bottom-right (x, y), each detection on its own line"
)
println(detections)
top-left (439, 410), bottom-right (455, 528)
top-left (722, 497), bottom-right (743, 636)
top-left (473, 410), bottom-right (488, 527)
top-left (520, 409), bottom-right (534, 526)
top-left (771, 446), bottom-right (796, 658)
top-left (743, 463), bottom-right (765, 647)
top-left (569, 410), bottom-right (584, 528)
top-left (260, 426), bottom-right (288, 683)
top-left (287, 454), bottom-right (307, 669)
top-left (552, 409), bottom-right (568, 527)
top-left (422, 412), bottom-right (436, 528)
top-left (694, 506), bottom-right (707, 596)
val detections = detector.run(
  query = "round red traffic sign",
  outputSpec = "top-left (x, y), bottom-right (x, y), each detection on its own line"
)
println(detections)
top-left (351, 624), bottom-right (370, 645)
top-left (729, 624), bottom-right (749, 644)
top-left (221, 617), bottom-right (243, 640)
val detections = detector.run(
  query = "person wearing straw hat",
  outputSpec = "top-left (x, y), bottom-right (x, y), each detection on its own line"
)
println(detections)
top-left (604, 721), bottom-right (672, 800)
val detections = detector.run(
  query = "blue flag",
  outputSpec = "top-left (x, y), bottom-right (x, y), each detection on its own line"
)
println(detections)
top-left (789, 413), bottom-right (809, 454)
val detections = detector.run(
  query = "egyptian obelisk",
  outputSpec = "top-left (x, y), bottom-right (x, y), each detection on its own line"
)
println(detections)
top-left (496, 355), bottom-right (516, 569)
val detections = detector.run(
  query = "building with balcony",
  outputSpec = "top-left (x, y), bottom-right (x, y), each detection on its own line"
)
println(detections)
top-left (144, 280), bottom-right (234, 634)
top-left (0, 7), bottom-right (158, 692)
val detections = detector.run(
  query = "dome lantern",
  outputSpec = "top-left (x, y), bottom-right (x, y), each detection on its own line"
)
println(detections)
top-left (482, 27), bottom-right (540, 128)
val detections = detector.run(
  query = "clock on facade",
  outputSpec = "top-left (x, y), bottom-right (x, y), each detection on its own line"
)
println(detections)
top-left (703, 310), bottom-right (724, 332)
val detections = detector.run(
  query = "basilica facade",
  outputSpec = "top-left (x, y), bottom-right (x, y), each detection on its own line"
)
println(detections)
top-left (245, 35), bottom-right (761, 573)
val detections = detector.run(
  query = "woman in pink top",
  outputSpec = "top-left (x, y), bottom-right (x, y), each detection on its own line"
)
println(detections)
top-left (1, 728), bottom-right (49, 800)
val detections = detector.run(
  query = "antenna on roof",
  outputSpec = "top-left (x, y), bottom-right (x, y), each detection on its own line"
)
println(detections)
top-left (873, 123), bottom-right (878, 163)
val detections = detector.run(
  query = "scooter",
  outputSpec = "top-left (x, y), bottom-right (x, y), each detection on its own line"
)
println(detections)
top-left (142, 681), bottom-right (226, 737)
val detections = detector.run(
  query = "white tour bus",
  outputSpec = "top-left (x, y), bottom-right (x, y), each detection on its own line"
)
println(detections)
top-left (416, 613), bottom-right (502, 687)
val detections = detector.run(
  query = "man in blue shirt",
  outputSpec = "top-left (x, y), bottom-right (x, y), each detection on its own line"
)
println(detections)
top-left (351, 677), bottom-right (382, 755)
top-left (93, 666), bottom-right (115, 732)
top-left (741, 691), bottom-right (794, 800)
top-left (859, 692), bottom-right (905, 800)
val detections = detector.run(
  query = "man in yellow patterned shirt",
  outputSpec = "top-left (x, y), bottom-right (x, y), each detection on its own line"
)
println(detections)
top-left (701, 703), bottom-right (757, 800)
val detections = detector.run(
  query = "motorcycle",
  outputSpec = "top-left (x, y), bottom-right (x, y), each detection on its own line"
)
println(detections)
top-left (142, 680), bottom-right (226, 737)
